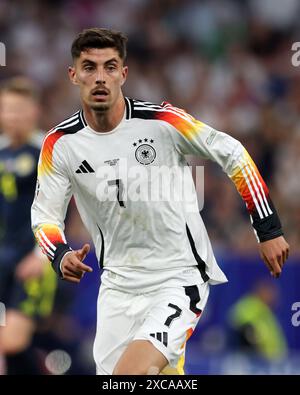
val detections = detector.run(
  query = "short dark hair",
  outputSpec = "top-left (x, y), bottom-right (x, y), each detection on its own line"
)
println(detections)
top-left (0, 76), bottom-right (40, 101)
top-left (71, 28), bottom-right (128, 62)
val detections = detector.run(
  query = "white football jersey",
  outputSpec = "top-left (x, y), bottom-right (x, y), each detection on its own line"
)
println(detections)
top-left (31, 98), bottom-right (283, 292)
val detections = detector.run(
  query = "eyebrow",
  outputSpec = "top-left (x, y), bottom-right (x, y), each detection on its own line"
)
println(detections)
top-left (81, 59), bottom-right (97, 66)
top-left (81, 57), bottom-right (119, 66)
top-left (104, 58), bottom-right (119, 65)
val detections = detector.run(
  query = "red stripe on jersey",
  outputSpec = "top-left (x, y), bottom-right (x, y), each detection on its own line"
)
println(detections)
top-left (39, 130), bottom-right (64, 176)
top-left (34, 224), bottom-right (66, 261)
top-left (154, 103), bottom-right (204, 140)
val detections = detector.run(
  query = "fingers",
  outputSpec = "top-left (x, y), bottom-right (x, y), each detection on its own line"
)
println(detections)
top-left (270, 256), bottom-right (282, 277)
top-left (64, 258), bottom-right (92, 275)
top-left (261, 255), bottom-right (277, 277)
top-left (73, 260), bottom-right (93, 273)
top-left (76, 243), bottom-right (91, 261)
top-left (277, 243), bottom-right (290, 269)
top-left (64, 266), bottom-right (84, 279)
top-left (60, 249), bottom-right (93, 283)
top-left (62, 267), bottom-right (83, 283)
top-left (283, 244), bottom-right (290, 264)
top-left (277, 252), bottom-right (283, 269)
top-left (260, 249), bottom-right (281, 277)
top-left (265, 254), bottom-right (282, 278)
top-left (259, 237), bottom-right (290, 279)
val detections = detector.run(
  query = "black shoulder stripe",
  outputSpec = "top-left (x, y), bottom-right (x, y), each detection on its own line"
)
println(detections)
top-left (131, 98), bottom-right (164, 120)
top-left (132, 108), bottom-right (157, 120)
top-left (53, 111), bottom-right (80, 129)
top-left (55, 111), bottom-right (86, 135)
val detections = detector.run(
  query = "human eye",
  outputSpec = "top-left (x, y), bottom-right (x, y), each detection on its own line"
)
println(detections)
top-left (83, 63), bottom-right (94, 72)
top-left (106, 64), bottom-right (117, 72)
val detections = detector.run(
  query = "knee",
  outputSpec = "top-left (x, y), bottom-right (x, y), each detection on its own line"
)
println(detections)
top-left (0, 330), bottom-right (31, 355)
top-left (0, 311), bottom-right (34, 355)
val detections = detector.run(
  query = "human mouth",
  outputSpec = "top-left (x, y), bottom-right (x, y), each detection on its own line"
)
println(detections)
top-left (91, 88), bottom-right (109, 101)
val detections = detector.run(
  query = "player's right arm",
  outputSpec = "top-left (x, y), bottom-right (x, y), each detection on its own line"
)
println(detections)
top-left (31, 130), bottom-right (92, 282)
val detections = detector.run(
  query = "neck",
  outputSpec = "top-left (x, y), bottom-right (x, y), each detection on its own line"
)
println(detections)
top-left (83, 95), bottom-right (126, 133)
top-left (8, 131), bottom-right (32, 149)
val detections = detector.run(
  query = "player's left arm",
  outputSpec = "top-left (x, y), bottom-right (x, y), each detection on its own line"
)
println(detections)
top-left (258, 236), bottom-right (289, 278)
top-left (162, 102), bottom-right (289, 277)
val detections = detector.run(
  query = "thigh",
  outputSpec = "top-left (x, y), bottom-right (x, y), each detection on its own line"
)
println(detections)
top-left (93, 286), bottom-right (146, 375)
top-left (134, 283), bottom-right (210, 371)
top-left (112, 339), bottom-right (168, 375)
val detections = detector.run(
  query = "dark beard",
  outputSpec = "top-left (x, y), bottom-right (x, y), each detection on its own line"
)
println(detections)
top-left (90, 103), bottom-right (110, 112)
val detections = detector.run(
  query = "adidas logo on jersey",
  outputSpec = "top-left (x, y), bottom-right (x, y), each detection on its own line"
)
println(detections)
top-left (75, 160), bottom-right (95, 174)
top-left (150, 332), bottom-right (168, 347)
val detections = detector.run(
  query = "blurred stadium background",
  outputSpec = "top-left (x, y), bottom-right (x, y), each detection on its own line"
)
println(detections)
top-left (1, 0), bottom-right (300, 374)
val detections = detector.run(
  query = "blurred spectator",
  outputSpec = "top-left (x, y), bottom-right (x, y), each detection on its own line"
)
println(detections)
top-left (227, 279), bottom-right (287, 361)
top-left (0, 77), bottom-right (57, 374)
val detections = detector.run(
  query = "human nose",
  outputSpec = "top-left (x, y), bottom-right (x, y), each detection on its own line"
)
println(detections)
top-left (95, 67), bottom-right (106, 84)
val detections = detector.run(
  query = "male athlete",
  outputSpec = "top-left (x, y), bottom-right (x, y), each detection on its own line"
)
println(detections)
top-left (0, 77), bottom-right (56, 374)
top-left (31, 28), bottom-right (289, 375)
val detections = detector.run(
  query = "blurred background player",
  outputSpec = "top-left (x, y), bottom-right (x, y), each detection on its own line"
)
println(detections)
top-left (0, 77), bottom-right (57, 374)
top-left (228, 279), bottom-right (287, 361)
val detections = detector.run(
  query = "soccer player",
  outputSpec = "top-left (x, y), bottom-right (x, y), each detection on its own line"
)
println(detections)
top-left (0, 77), bottom-right (56, 374)
top-left (31, 28), bottom-right (289, 375)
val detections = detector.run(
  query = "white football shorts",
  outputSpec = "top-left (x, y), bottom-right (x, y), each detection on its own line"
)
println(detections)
top-left (93, 281), bottom-right (209, 375)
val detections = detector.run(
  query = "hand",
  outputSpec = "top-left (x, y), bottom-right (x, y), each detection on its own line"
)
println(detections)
top-left (258, 236), bottom-right (289, 278)
top-left (15, 252), bottom-right (47, 281)
top-left (60, 243), bottom-right (93, 283)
